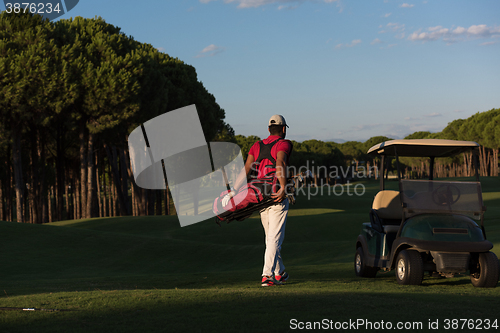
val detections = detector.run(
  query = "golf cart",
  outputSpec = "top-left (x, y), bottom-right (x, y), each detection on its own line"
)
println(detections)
top-left (354, 139), bottom-right (499, 287)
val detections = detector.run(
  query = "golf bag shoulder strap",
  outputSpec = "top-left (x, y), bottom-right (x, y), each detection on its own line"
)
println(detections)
top-left (255, 138), bottom-right (283, 167)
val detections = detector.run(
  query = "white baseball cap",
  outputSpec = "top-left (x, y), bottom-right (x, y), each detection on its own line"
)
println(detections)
top-left (268, 114), bottom-right (289, 128)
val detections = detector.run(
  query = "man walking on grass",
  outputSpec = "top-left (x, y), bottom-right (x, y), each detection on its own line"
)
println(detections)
top-left (229, 115), bottom-right (293, 286)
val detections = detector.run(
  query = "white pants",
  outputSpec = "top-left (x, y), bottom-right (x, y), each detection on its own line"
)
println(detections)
top-left (260, 198), bottom-right (289, 277)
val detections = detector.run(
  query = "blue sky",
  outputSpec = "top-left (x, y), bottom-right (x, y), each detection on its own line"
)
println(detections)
top-left (3, 0), bottom-right (499, 142)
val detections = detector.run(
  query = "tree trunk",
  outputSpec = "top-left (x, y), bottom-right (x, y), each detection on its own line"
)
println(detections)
top-left (86, 131), bottom-right (96, 218)
top-left (119, 148), bottom-right (130, 214)
top-left (165, 187), bottom-right (170, 215)
top-left (109, 166), bottom-right (114, 217)
top-left (113, 181), bottom-right (119, 216)
top-left (484, 146), bottom-right (489, 176)
top-left (96, 153), bottom-right (102, 218)
top-left (123, 148), bottom-right (144, 216)
top-left (28, 167), bottom-right (35, 223)
top-left (148, 190), bottom-right (155, 215)
top-left (479, 146), bottom-right (486, 176)
top-left (6, 161), bottom-right (13, 222)
top-left (463, 153), bottom-right (466, 177)
top-left (12, 129), bottom-right (24, 223)
top-left (494, 149), bottom-right (497, 177)
top-left (131, 183), bottom-right (135, 216)
top-left (56, 126), bottom-right (64, 221)
top-left (65, 169), bottom-right (70, 221)
top-left (103, 144), bottom-right (129, 216)
top-left (75, 178), bottom-right (81, 220)
top-left (48, 186), bottom-right (53, 223)
top-left (156, 190), bottom-right (162, 215)
top-left (38, 132), bottom-right (48, 223)
top-left (79, 123), bottom-right (87, 219)
top-left (29, 128), bottom-right (40, 224)
top-left (467, 152), bottom-right (470, 177)
top-left (28, 187), bottom-right (33, 224)
top-left (487, 149), bottom-right (493, 177)
top-left (141, 188), bottom-right (148, 216)
top-left (102, 171), bottom-right (108, 217)
top-left (54, 170), bottom-right (60, 222)
top-left (72, 176), bottom-right (77, 220)
top-left (0, 180), bottom-right (3, 221)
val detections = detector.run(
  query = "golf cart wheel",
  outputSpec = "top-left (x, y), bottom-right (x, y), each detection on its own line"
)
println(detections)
top-left (470, 252), bottom-right (499, 288)
top-left (354, 247), bottom-right (378, 278)
top-left (395, 250), bottom-right (424, 285)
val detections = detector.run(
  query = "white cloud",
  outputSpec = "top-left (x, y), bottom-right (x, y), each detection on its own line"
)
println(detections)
top-left (335, 39), bottom-right (362, 49)
top-left (467, 24), bottom-right (491, 36)
top-left (387, 22), bottom-right (405, 32)
top-left (157, 47), bottom-right (166, 52)
top-left (383, 13), bottom-right (392, 18)
top-left (452, 26), bottom-right (466, 34)
top-left (400, 3), bottom-right (414, 7)
top-left (385, 122), bottom-right (442, 138)
top-left (424, 112), bottom-right (442, 118)
top-left (196, 44), bottom-right (225, 58)
top-left (371, 38), bottom-right (383, 45)
top-left (353, 123), bottom-right (382, 131)
top-left (201, 0), bottom-right (340, 9)
top-left (404, 113), bottom-right (445, 121)
top-left (278, 4), bottom-right (298, 10)
top-left (428, 26), bottom-right (445, 32)
top-left (480, 41), bottom-right (498, 46)
top-left (379, 22), bottom-right (405, 37)
top-left (408, 24), bottom-right (500, 43)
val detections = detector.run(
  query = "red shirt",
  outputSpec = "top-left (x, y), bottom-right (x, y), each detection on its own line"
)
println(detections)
top-left (248, 135), bottom-right (292, 180)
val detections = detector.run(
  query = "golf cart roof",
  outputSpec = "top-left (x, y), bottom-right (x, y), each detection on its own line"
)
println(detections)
top-left (367, 139), bottom-right (479, 157)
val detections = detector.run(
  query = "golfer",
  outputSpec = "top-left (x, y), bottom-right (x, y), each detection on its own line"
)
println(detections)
top-left (229, 115), bottom-right (292, 286)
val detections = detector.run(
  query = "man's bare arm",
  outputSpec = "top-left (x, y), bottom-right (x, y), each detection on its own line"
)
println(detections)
top-left (271, 151), bottom-right (287, 202)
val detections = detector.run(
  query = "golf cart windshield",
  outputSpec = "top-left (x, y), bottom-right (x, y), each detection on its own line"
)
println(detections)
top-left (400, 180), bottom-right (484, 220)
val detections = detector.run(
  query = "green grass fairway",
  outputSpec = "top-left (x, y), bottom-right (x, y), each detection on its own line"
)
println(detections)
top-left (1, 178), bottom-right (500, 332)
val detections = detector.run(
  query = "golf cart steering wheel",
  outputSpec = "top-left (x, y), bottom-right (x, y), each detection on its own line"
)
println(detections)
top-left (431, 185), bottom-right (461, 206)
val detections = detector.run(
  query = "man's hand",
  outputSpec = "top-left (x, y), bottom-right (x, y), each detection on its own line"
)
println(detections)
top-left (222, 190), bottom-right (235, 207)
top-left (271, 187), bottom-right (286, 202)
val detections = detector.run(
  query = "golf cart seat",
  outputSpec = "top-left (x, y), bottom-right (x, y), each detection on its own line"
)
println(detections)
top-left (371, 190), bottom-right (402, 233)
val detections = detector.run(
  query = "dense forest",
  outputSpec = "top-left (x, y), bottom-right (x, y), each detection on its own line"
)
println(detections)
top-left (0, 12), bottom-right (498, 223)
top-left (0, 12), bottom-right (230, 223)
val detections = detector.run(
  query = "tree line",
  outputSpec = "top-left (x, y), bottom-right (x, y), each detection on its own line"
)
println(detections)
top-left (233, 108), bottom-right (499, 185)
top-left (0, 12), bottom-right (229, 223)
top-left (399, 108), bottom-right (500, 178)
